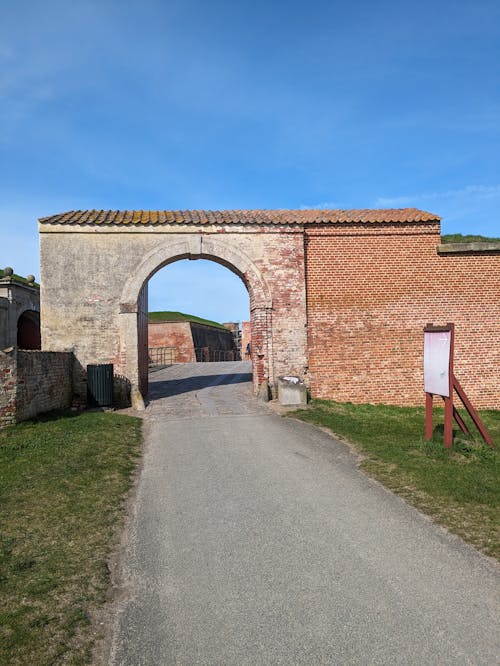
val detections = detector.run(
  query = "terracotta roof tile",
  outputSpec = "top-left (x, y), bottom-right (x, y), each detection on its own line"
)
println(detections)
top-left (39, 208), bottom-right (440, 226)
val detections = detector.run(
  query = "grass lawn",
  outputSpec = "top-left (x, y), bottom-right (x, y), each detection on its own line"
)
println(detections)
top-left (289, 401), bottom-right (500, 560)
top-left (0, 411), bottom-right (142, 665)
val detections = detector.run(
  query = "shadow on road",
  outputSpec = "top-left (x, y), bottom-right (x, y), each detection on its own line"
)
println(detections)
top-left (148, 372), bottom-right (252, 401)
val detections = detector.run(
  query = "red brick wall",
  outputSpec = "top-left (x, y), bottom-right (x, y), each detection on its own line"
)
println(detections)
top-left (0, 350), bottom-right (17, 427)
top-left (148, 321), bottom-right (195, 363)
top-left (0, 350), bottom-right (73, 427)
top-left (16, 351), bottom-right (73, 421)
top-left (305, 223), bottom-right (500, 408)
top-left (241, 321), bottom-right (251, 359)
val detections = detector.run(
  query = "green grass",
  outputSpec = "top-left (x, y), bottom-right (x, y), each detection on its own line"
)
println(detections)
top-left (148, 310), bottom-right (227, 329)
top-left (290, 401), bottom-right (500, 559)
top-left (441, 233), bottom-right (500, 244)
top-left (0, 411), bottom-right (142, 665)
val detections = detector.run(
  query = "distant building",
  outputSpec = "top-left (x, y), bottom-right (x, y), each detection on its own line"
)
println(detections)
top-left (148, 312), bottom-right (239, 365)
top-left (222, 321), bottom-right (241, 353)
top-left (241, 321), bottom-right (251, 359)
top-left (0, 267), bottom-right (41, 350)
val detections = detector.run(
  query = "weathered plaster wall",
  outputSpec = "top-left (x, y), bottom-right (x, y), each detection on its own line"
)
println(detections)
top-left (39, 226), bottom-right (308, 399)
top-left (305, 223), bottom-right (500, 408)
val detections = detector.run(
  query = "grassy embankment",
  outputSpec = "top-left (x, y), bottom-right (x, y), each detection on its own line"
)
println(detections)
top-left (0, 411), bottom-right (142, 665)
top-left (441, 233), bottom-right (500, 243)
top-left (148, 310), bottom-right (227, 329)
top-left (290, 401), bottom-right (499, 559)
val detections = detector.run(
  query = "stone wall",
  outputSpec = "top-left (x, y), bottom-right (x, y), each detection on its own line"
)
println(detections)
top-left (0, 349), bottom-right (73, 427)
top-left (148, 321), bottom-right (195, 362)
top-left (305, 224), bottom-right (500, 408)
top-left (0, 349), bottom-right (17, 427)
top-left (190, 322), bottom-right (236, 355)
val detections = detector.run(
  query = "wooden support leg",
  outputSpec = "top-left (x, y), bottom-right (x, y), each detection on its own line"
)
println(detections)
top-left (453, 375), bottom-right (495, 448)
top-left (444, 395), bottom-right (453, 448)
top-left (453, 406), bottom-right (470, 436)
top-left (425, 393), bottom-right (433, 440)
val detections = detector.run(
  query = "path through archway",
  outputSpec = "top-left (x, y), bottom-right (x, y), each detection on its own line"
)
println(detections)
top-left (119, 234), bottom-right (273, 401)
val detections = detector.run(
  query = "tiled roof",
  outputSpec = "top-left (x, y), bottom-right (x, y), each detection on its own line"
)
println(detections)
top-left (39, 208), bottom-right (440, 226)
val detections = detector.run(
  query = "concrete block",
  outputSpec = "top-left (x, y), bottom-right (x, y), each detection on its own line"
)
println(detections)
top-left (278, 376), bottom-right (307, 406)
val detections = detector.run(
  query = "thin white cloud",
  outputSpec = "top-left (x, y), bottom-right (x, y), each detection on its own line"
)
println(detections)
top-left (299, 201), bottom-right (343, 210)
top-left (376, 184), bottom-right (500, 207)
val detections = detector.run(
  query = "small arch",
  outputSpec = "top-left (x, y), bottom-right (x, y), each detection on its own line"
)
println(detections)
top-left (17, 310), bottom-right (41, 349)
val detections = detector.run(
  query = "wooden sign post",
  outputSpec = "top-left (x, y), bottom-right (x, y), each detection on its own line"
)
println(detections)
top-left (424, 323), bottom-right (494, 448)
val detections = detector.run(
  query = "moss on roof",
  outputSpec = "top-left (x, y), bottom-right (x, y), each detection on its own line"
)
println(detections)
top-left (0, 269), bottom-right (39, 286)
top-left (441, 233), bottom-right (500, 244)
top-left (148, 311), bottom-right (227, 330)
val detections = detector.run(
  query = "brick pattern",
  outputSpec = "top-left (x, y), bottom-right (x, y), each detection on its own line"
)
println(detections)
top-left (305, 223), bottom-right (500, 408)
top-left (148, 322), bottom-right (195, 363)
top-left (0, 350), bottom-right (17, 427)
top-left (16, 351), bottom-right (73, 421)
top-left (0, 350), bottom-right (73, 427)
top-left (39, 214), bottom-right (499, 409)
top-left (241, 321), bottom-right (251, 358)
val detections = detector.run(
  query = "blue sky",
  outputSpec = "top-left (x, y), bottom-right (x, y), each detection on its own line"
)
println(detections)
top-left (1, 0), bottom-right (499, 322)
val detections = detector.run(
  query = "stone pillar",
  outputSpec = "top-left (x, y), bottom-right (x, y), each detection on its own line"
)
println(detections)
top-left (250, 304), bottom-right (273, 395)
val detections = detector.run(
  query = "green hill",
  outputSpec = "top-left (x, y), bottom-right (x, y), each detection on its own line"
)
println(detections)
top-left (148, 311), bottom-right (227, 330)
top-left (441, 233), bottom-right (500, 244)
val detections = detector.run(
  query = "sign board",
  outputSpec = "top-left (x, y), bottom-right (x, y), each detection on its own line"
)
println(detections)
top-left (424, 329), bottom-right (451, 397)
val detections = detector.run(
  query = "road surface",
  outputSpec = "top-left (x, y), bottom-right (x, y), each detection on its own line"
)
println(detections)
top-left (109, 361), bottom-right (499, 665)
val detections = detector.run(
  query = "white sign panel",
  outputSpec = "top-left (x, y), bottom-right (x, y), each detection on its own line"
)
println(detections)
top-left (424, 330), bottom-right (451, 397)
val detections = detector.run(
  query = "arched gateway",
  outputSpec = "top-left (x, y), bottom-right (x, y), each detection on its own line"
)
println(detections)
top-left (119, 234), bottom-right (275, 397)
top-left (39, 210), bottom-right (309, 405)
top-left (38, 209), bottom-right (500, 409)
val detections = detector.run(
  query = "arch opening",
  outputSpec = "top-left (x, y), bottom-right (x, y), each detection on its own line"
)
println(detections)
top-left (143, 258), bottom-right (251, 398)
top-left (118, 237), bottom-right (273, 403)
top-left (17, 310), bottom-right (41, 350)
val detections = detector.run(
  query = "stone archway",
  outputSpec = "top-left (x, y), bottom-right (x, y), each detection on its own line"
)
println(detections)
top-left (118, 234), bottom-right (273, 399)
top-left (39, 211), bottom-right (309, 409)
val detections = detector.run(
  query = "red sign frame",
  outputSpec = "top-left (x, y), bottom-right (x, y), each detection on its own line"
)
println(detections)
top-left (424, 323), bottom-right (494, 449)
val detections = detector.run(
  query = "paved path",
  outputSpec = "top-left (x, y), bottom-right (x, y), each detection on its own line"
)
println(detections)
top-left (110, 362), bottom-right (499, 665)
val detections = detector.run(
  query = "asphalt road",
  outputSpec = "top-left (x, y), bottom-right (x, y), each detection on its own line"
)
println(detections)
top-left (109, 362), bottom-right (499, 665)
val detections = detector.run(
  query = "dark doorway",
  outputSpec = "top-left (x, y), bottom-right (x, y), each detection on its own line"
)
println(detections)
top-left (17, 310), bottom-right (41, 350)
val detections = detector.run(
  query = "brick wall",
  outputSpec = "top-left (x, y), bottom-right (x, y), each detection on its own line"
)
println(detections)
top-left (0, 350), bottom-right (73, 427)
top-left (38, 216), bottom-right (498, 409)
top-left (148, 321), bottom-right (195, 362)
top-left (305, 223), bottom-right (500, 408)
top-left (0, 349), bottom-right (17, 427)
top-left (241, 321), bottom-right (251, 358)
